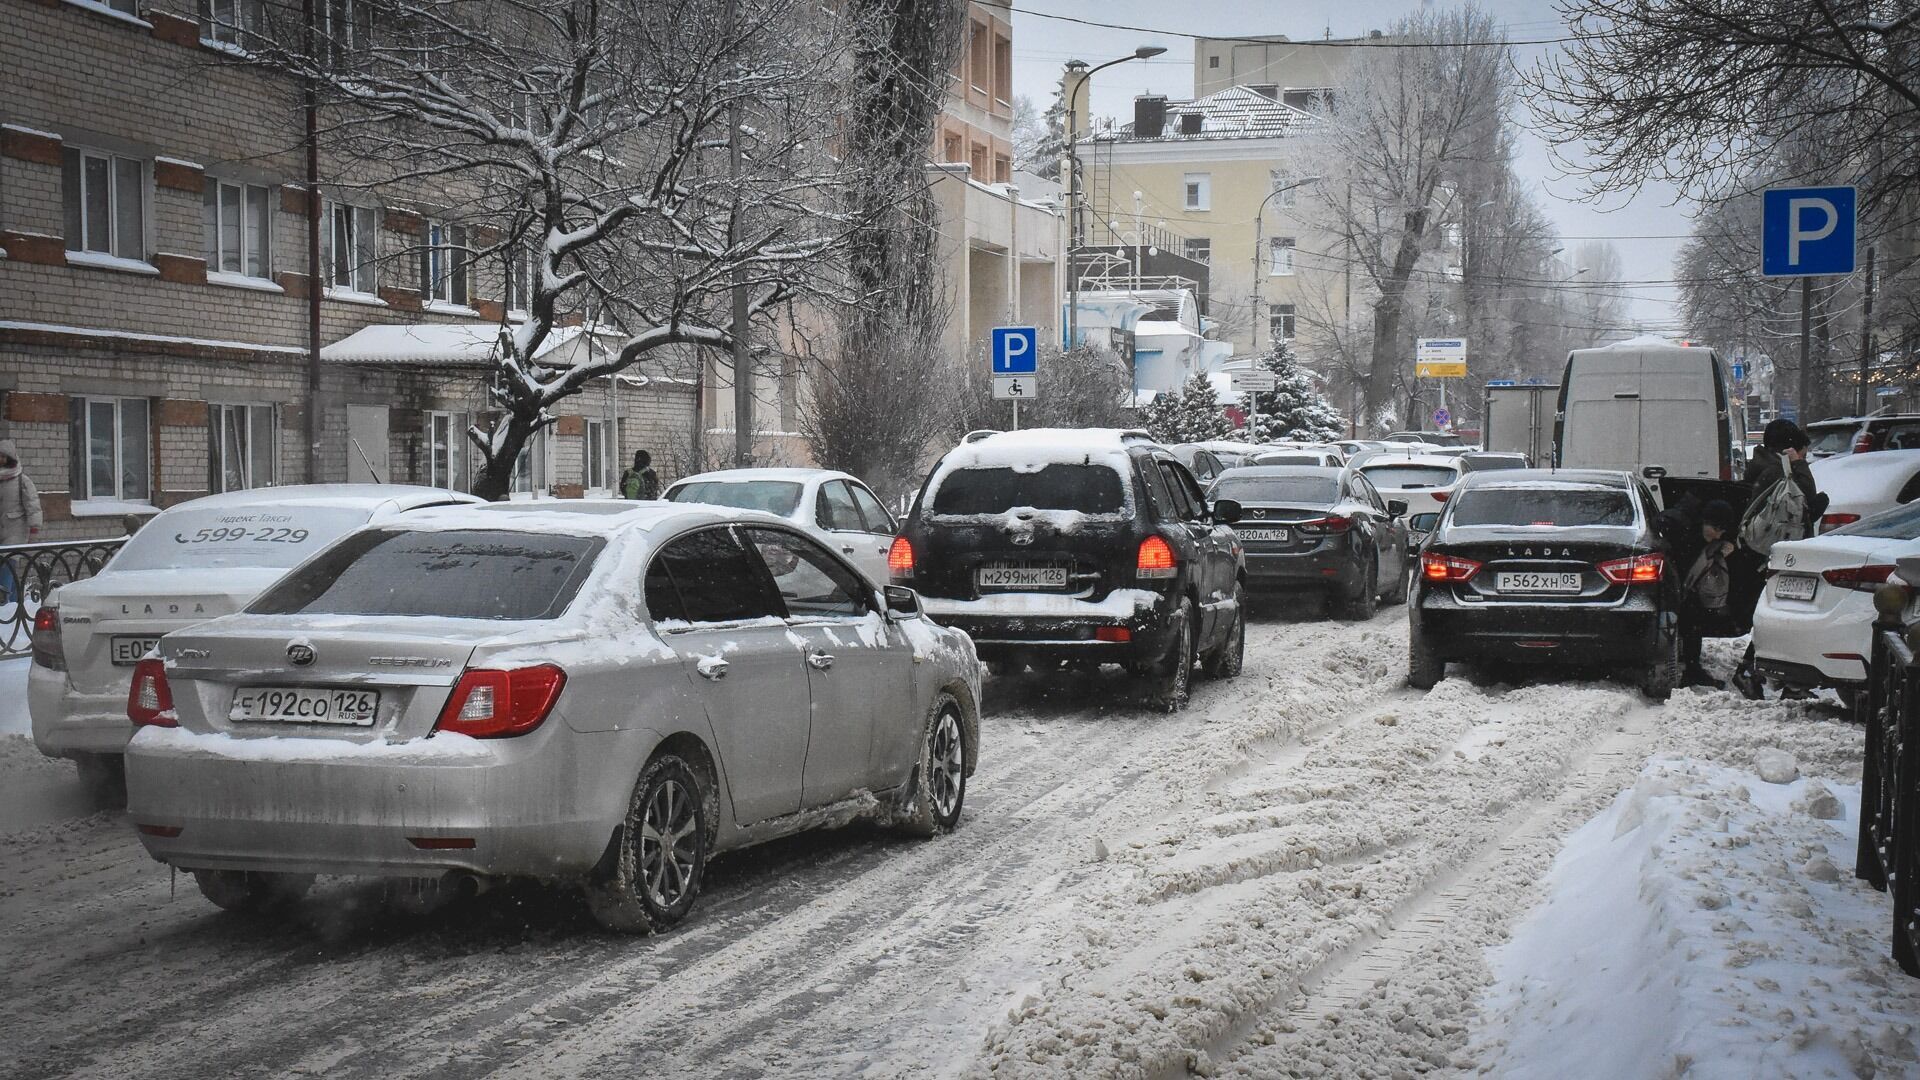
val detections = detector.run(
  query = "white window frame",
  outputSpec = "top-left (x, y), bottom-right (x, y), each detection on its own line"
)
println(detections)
top-left (509, 429), bottom-right (549, 500)
top-left (204, 179), bottom-right (272, 279)
top-left (198, 0), bottom-right (264, 49)
top-left (318, 0), bottom-right (371, 67)
top-left (1182, 237), bottom-right (1210, 265)
top-left (1268, 236), bottom-right (1296, 276)
top-left (420, 219), bottom-right (471, 309)
top-left (506, 246), bottom-right (533, 316)
top-left (583, 418), bottom-right (612, 494)
top-left (62, 147), bottom-right (146, 261)
top-left (72, 396), bottom-right (152, 504)
top-left (1183, 173), bottom-right (1210, 211)
top-left (1269, 170), bottom-right (1297, 207)
top-left (209, 403), bottom-right (277, 493)
top-left (426, 411), bottom-right (463, 491)
top-left (1269, 303), bottom-right (1296, 342)
top-left (321, 198), bottom-right (379, 296)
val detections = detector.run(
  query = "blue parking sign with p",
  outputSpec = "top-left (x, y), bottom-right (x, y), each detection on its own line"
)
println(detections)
top-left (1762, 186), bottom-right (1856, 277)
top-left (991, 326), bottom-right (1038, 375)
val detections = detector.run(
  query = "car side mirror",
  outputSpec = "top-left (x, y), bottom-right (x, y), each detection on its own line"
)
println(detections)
top-left (1211, 498), bottom-right (1243, 525)
top-left (884, 585), bottom-right (922, 620)
top-left (1387, 499), bottom-right (1408, 518)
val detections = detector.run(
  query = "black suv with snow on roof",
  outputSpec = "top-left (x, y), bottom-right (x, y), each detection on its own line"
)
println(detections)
top-left (890, 429), bottom-right (1247, 711)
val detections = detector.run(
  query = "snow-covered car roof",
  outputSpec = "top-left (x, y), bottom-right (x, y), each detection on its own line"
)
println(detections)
top-left (938, 428), bottom-right (1159, 471)
top-left (371, 499), bottom-right (782, 538)
top-left (165, 483), bottom-right (481, 513)
top-left (1357, 454), bottom-right (1466, 472)
top-left (1215, 465), bottom-right (1346, 479)
top-left (1457, 469), bottom-right (1632, 491)
top-left (669, 467), bottom-right (857, 486)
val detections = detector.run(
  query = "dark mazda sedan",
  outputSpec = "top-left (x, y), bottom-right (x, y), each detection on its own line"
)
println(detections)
top-left (1408, 470), bottom-right (1679, 699)
top-left (1210, 466), bottom-right (1410, 619)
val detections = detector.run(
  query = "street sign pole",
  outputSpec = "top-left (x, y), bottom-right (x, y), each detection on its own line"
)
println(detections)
top-left (1012, 398), bottom-right (1019, 432)
top-left (990, 326), bottom-right (1040, 430)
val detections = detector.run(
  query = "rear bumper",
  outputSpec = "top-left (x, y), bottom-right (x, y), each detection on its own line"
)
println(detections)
top-left (1243, 547), bottom-right (1360, 592)
top-left (923, 590), bottom-right (1178, 663)
top-left (1414, 590), bottom-right (1664, 664)
top-left (29, 664), bottom-right (133, 758)
top-left (125, 726), bottom-right (631, 879)
top-left (1751, 593), bottom-right (1873, 687)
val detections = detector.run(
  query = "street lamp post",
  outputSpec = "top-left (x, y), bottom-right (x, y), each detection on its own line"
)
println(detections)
top-left (1250, 175), bottom-right (1323, 355)
top-left (1064, 45), bottom-right (1166, 352)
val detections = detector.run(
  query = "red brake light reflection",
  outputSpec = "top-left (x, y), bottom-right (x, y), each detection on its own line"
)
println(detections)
top-left (1421, 552), bottom-right (1481, 582)
top-left (1597, 553), bottom-right (1665, 585)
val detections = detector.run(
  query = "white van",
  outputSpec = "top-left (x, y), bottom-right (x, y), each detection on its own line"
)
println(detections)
top-left (1553, 341), bottom-right (1736, 485)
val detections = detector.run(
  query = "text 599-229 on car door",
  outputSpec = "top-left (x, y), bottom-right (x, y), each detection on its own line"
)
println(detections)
top-left (122, 501), bottom-right (980, 933)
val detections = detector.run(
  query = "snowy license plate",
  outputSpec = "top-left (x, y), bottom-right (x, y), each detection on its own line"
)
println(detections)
top-left (1495, 571), bottom-right (1582, 594)
top-left (1773, 573), bottom-right (1818, 602)
top-left (976, 564), bottom-right (1069, 590)
top-left (110, 636), bottom-right (162, 666)
top-left (230, 687), bottom-right (380, 726)
top-left (1238, 527), bottom-right (1291, 543)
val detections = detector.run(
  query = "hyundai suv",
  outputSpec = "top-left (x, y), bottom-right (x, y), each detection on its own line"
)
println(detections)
top-left (890, 429), bottom-right (1246, 711)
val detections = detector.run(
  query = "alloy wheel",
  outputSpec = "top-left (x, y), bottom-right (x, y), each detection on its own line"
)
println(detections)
top-left (640, 778), bottom-right (700, 910)
top-left (928, 708), bottom-right (966, 820)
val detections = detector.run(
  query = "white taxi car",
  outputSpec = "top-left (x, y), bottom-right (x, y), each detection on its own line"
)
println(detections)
top-left (665, 468), bottom-right (897, 583)
top-left (29, 485), bottom-right (477, 798)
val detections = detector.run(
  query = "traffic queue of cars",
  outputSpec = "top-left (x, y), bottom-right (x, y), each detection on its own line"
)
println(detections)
top-left (75, 419), bottom-right (1882, 933)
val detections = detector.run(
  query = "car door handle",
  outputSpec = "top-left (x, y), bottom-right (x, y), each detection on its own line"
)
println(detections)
top-left (841, 544), bottom-right (856, 554)
top-left (696, 657), bottom-right (729, 681)
top-left (807, 652), bottom-right (835, 670)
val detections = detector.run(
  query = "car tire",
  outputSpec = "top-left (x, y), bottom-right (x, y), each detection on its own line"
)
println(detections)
top-left (584, 754), bottom-right (710, 935)
top-left (192, 869), bottom-right (314, 913)
top-left (1640, 625), bottom-right (1680, 702)
top-left (897, 693), bottom-right (968, 837)
top-left (1142, 600), bottom-right (1196, 713)
top-left (1336, 561), bottom-right (1379, 621)
top-left (1408, 626), bottom-right (1444, 690)
top-left (1202, 585), bottom-right (1246, 679)
top-left (73, 753), bottom-right (126, 809)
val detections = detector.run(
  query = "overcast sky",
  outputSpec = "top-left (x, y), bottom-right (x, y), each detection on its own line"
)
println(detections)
top-left (1008, 0), bottom-right (1695, 332)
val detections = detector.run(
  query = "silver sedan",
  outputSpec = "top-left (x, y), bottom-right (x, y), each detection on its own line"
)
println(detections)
top-left (124, 502), bottom-right (981, 933)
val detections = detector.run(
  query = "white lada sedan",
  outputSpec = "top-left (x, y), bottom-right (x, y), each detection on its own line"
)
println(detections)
top-left (124, 502), bottom-right (980, 933)
top-left (30, 485), bottom-right (478, 799)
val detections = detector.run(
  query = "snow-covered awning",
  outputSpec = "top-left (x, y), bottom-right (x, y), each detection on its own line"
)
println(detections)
top-left (321, 323), bottom-right (613, 367)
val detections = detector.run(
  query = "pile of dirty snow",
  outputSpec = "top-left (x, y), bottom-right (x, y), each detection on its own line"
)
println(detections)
top-left (1467, 757), bottom-right (1920, 1078)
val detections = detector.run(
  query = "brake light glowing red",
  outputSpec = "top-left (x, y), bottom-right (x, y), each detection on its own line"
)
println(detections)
top-left (128, 658), bottom-right (176, 728)
top-left (1821, 564), bottom-right (1896, 591)
top-left (1597, 553), bottom-right (1665, 585)
top-left (1421, 552), bottom-right (1481, 582)
top-left (1820, 513), bottom-right (1861, 533)
top-left (1297, 515), bottom-right (1353, 533)
top-left (31, 605), bottom-right (64, 671)
top-left (887, 536), bottom-right (915, 577)
top-left (434, 665), bottom-right (566, 739)
top-left (1137, 535), bottom-right (1177, 579)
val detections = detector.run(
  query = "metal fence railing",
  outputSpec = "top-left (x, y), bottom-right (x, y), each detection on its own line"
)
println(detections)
top-left (1858, 589), bottom-right (1920, 977)
top-left (0, 537), bottom-right (126, 659)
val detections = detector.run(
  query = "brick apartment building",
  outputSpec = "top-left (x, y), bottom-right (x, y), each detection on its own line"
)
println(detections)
top-left (1, 0), bottom-right (699, 542)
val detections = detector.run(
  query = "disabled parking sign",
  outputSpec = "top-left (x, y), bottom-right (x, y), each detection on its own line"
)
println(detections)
top-left (1762, 186), bottom-right (1856, 277)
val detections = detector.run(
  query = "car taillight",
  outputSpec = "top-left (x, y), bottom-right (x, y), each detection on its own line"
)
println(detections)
top-left (1854, 433), bottom-right (1874, 453)
top-left (887, 536), bottom-right (914, 578)
top-left (1296, 515), bottom-right (1353, 533)
top-left (1819, 513), bottom-right (1861, 533)
top-left (1720, 462), bottom-right (1733, 481)
top-left (1137, 535), bottom-right (1177, 579)
top-left (31, 604), bottom-right (64, 671)
top-left (434, 665), bottom-right (567, 739)
top-left (1432, 490), bottom-right (1451, 502)
top-left (1597, 553), bottom-right (1665, 585)
top-left (1421, 552), bottom-right (1481, 582)
top-left (1822, 564), bottom-right (1896, 591)
top-left (128, 658), bottom-right (176, 728)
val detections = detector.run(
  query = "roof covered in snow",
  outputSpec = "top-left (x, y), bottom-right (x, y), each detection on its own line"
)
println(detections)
top-left (1102, 86), bottom-right (1320, 143)
top-left (321, 323), bottom-right (613, 367)
top-left (162, 484), bottom-right (482, 513)
top-left (378, 499), bottom-right (785, 538)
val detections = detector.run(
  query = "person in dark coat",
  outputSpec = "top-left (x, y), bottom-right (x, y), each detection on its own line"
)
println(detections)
top-left (1674, 499), bottom-right (1740, 688)
top-left (1746, 418), bottom-right (1827, 534)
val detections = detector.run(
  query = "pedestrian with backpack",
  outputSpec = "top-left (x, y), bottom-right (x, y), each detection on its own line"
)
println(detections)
top-left (1741, 419), bottom-right (1827, 552)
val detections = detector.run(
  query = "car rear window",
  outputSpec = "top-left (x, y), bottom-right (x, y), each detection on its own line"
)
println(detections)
top-left (1211, 476), bottom-right (1339, 504)
top-left (1360, 465), bottom-right (1459, 489)
top-left (111, 505), bottom-right (375, 571)
top-left (929, 464), bottom-right (1127, 515)
top-left (1252, 453), bottom-right (1331, 466)
top-left (1807, 426), bottom-right (1857, 456)
top-left (1461, 455), bottom-right (1527, 472)
top-left (1835, 500), bottom-right (1920, 539)
top-left (1448, 488), bottom-right (1635, 528)
top-left (667, 480), bottom-right (803, 517)
top-left (250, 529), bottom-right (602, 620)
